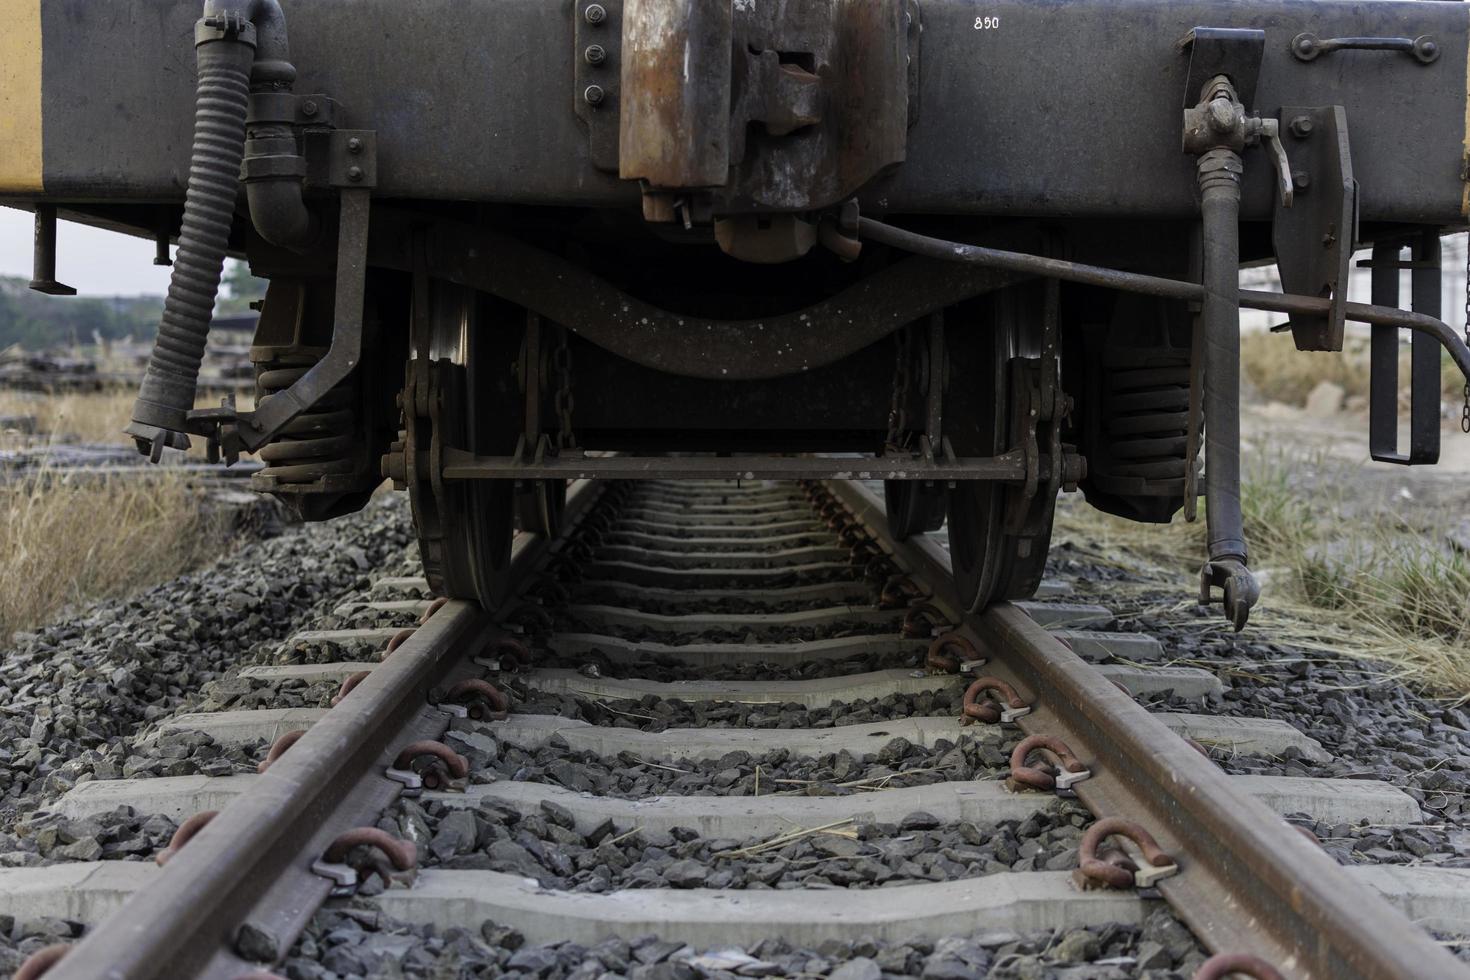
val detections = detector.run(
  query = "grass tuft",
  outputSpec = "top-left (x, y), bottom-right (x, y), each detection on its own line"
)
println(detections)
top-left (0, 466), bottom-right (233, 641)
top-left (1057, 444), bottom-right (1470, 700)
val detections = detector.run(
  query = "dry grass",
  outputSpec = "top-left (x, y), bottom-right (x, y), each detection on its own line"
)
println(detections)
top-left (0, 466), bottom-right (232, 640)
top-left (0, 388), bottom-right (255, 453)
top-left (1057, 446), bottom-right (1470, 700)
top-left (0, 389), bottom-right (139, 446)
top-left (1240, 332), bottom-right (1372, 406)
top-left (1240, 331), bottom-right (1465, 407)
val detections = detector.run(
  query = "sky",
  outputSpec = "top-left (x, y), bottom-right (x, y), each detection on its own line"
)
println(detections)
top-left (0, 206), bottom-right (175, 296)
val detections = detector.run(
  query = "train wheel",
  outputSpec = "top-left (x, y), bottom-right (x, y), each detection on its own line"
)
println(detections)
top-left (407, 283), bottom-right (518, 609)
top-left (516, 479), bottom-right (567, 537)
top-left (884, 480), bottom-right (948, 539)
top-left (945, 288), bottom-right (1057, 611)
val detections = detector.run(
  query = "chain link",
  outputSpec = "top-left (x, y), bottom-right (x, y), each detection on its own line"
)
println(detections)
top-left (884, 327), bottom-right (913, 452)
top-left (1462, 237), bottom-right (1469, 433)
top-left (552, 331), bottom-right (577, 450)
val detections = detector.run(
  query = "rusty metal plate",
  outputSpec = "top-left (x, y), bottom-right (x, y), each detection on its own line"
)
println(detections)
top-left (619, 0), bottom-right (733, 188)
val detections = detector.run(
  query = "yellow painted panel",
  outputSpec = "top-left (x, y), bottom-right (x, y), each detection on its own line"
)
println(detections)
top-left (0, 0), bottom-right (44, 193)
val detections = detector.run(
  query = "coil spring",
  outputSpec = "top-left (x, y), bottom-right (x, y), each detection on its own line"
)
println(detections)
top-left (256, 353), bottom-right (358, 484)
top-left (1100, 363), bottom-right (1192, 485)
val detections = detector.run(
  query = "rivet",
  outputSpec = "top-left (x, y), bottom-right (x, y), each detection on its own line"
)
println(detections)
top-left (584, 4), bottom-right (606, 25)
top-left (302, 100), bottom-right (318, 117)
top-left (347, 137), bottom-right (363, 154)
top-left (584, 44), bottom-right (607, 66)
top-left (584, 84), bottom-right (606, 107)
top-left (347, 166), bottom-right (364, 182)
top-left (1288, 115), bottom-right (1313, 139)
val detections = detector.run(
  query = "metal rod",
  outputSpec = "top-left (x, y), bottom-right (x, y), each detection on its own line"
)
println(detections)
top-left (28, 205), bottom-right (76, 296)
top-left (856, 218), bottom-right (1470, 385)
top-left (437, 448), bottom-right (1041, 482)
top-left (1197, 148), bottom-right (1246, 565)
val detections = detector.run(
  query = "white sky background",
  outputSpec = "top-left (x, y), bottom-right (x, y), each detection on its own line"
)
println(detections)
top-left (0, 206), bottom-right (1467, 338)
top-left (0, 207), bottom-right (174, 296)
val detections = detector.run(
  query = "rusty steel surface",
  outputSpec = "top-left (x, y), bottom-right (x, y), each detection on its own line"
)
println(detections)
top-left (619, 0), bottom-right (732, 189)
top-left (49, 482), bottom-right (604, 980)
top-left (824, 478), bottom-right (1470, 980)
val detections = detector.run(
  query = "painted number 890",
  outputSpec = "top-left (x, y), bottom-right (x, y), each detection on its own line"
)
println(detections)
top-left (974, 15), bottom-right (1000, 29)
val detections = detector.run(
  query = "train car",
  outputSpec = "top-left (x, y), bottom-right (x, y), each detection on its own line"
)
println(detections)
top-left (3, 0), bottom-right (1469, 629)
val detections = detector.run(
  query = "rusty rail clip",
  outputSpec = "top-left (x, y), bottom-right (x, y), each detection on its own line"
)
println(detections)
top-left (474, 636), bottom-right (532, 673)
top-left (1007, 734), bottom-right (1091, 793)
top-left (385, 740), bottom-right (468, 794)
top-left (1076, 817), bottom-right (1178, 890)
top-left (961, 677), bottom-right (1030, 724)
top-left (256, 730), bottom-right (307, 773)
top-left (311, 828), bottom-right (417, 896)
top-left (903, 601), bottom-right (951, 639)
top-left (1192, 953), bottom-right (1286, 980)
top-left (926, 632), bottom-right (983, 675)
top-left (442, 678), bottom-right (510, 721)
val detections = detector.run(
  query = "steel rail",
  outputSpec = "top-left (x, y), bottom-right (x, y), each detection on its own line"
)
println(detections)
top-left (824, 478), bottom-right (1469, 980)
top-left (50, 480), bottom-right (604, 980)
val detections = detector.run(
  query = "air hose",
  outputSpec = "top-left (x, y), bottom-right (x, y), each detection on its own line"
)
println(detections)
top-left (127, 0), bottom-right (308, 457)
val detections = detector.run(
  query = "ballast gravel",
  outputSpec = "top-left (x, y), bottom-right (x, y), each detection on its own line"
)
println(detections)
top-left (272, 904), bottom-right (1215, 980)
top-left (447, 728), bottom-right (1009, 799)
top-left (506, 685), bottom-right (963, 732)
top-left (1078, 591), bottom-right (1470, 831)
top-left (384, 796), bottom-right (1091, 891)
top-left (0, 495), bottom-right (414, 828)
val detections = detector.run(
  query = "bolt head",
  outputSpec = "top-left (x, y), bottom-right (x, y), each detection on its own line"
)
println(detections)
top-left (1292, 170), bottom-right (1310, 190)
top-left (584, 44), bottom-right (606, 65)
top-left (347, 137), bottom-right (363, 154)
top-left (1288, 115), bottom-right (1314, 139)
top-left (347, 165), bottom-right (364, 182)
top-left (584, 3), bottom-right (606, 24)
top-left (584, 84), bottom-right (606, 106)
top-left (1295, 36), bottom-right (1315, 55)
top-left (302, 100), bottom-right (319, 117)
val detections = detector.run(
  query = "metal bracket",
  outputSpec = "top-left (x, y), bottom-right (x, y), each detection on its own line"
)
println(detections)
top-left (1180, 27), bottom-right (1265, 109)
top-left (1273, 107), bottom-right (1356, 351)
top-left (325, 130), bottom-right (378, 189)
top-left (573, 0), bottom-right (622, 172)
top-left (1367, 233), bottom-right (1441, 465)
top-left (188, 185), bottom-right (371, 457)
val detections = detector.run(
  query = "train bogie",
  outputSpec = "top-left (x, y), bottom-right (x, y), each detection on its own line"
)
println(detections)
top-left (3, 0), bottom-right (1469, 626)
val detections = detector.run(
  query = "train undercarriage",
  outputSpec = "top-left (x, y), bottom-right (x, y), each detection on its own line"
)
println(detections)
top-left (4, 0), bottom-right (1470, 628)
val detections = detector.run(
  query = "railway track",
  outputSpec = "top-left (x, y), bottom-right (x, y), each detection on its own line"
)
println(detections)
top-left (6, 478), bottom-right (1470, 980)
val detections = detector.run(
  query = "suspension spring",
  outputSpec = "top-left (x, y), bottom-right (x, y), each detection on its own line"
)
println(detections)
top-left (255, 349), bottom-right (359, 485)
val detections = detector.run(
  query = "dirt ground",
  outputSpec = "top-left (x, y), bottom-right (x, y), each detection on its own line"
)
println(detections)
top-left (1244, 404), bottom-right (1470, 521)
